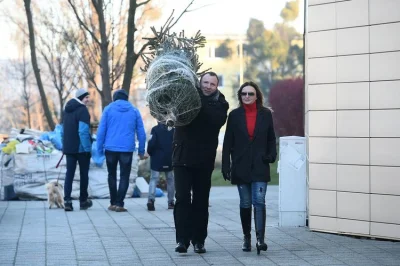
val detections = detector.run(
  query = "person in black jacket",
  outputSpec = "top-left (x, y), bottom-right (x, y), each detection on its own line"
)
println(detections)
top-left (173, 72), bottom-right (229, 254)
top-left (146, 122), bottom-right (175, 211)
top-left (222, 81), bottom-right (277, 255)
top-left (62, 88), bottom-right (93, 211)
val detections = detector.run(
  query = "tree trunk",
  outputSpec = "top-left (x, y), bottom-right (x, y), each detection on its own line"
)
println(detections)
top-left (27, 104), bottom-right (31, 129)
top-left (23, 74), bottom-right (31, 129)
top-left (96, 0), bottom-right (112, 108)
top-left (22, 48), bottom-right (32, 129)
top-left (57, 57), bottom-right (64, 122)
top-left (121, 0), bottom-right (138, 96)
top-left (24, 0), bottom-right (55, 130)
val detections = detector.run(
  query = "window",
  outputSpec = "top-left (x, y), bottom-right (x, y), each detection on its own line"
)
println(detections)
top-left (215, 41), bottom-right (232, 58)
top-left (218, 75), bottom-right (224, 87)
top-left (208, 46), bottom-right (215, 58)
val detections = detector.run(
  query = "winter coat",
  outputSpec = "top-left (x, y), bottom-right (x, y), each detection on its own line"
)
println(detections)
top-left (222, 106), bottom-right (277, 184)
top-left (147, 123), bottom-right (174, 171)
top-left (62, 98), bottom-right (92, 154)
top-left (172, 90), bottom-right (229, 169)
top-left (96, 100), bottom-right (146, 154)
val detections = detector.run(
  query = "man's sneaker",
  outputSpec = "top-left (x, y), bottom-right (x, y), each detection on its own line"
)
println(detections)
top-left (108, 205), bottom-right (117, 211)
top-left (80, 199), bottom-right (93, 210)
top-left (168, 201), bottom-right (175, 209)
top-left (115, 206), bottom-right (127, 212)
top-left (65, 201), bottom-right (73, 212)
top-left (147, 200), bottom-right (155, 211)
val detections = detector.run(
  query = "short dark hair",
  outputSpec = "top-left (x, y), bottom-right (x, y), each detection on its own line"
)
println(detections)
top-left (200, 71), bottom-right (219, 86)
top-left (237, 81), bottom-right (264, 108)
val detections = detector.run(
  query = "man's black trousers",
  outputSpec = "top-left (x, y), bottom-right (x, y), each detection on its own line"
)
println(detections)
top-left (173, 166), bottom-right (213, 246)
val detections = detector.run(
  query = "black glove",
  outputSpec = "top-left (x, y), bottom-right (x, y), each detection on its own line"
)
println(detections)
top-left (222, 171), bottom-right (231, 181)
top-left (85, 152), bottom-right (91, 159)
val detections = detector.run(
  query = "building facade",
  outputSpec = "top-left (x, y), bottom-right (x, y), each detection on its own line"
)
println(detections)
top-left (198, 34), bottom-right (247, 110)
top-left (306, 0), bottom-right (400, 240)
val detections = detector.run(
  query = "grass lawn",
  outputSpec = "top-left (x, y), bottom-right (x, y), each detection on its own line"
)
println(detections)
top-left (211, 161), bottom-right (279, 186)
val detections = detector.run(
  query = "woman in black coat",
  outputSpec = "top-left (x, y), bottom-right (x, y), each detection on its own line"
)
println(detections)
top-left (222, 81), bottom-right (277, 255)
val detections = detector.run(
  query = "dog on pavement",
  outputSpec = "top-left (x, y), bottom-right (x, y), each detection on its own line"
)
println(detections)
top-left (45, 181), bottom-right (65, 209)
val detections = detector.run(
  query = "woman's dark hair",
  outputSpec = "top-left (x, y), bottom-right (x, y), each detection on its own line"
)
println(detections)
top-left (237, 81), bottom-right (264, 108)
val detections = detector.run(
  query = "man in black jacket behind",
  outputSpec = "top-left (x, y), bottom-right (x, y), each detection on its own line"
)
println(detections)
top-left (62, 88), bottom-right (93, 211)
top-left (173, 72), bottom-right (229, 254)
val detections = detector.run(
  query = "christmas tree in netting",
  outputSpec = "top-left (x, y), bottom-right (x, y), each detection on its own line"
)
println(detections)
top-left (142, 27), bottom-right (207, 128)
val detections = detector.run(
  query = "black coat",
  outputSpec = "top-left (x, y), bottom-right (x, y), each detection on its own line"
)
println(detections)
top-left (222, 106), bottom-right (277, 184)
top-left (172, 90), bottom-right (229, 169)
top-left (147, 123), bottom-right (174, 172)
top-left (62, 98), bottom-right (92, 154)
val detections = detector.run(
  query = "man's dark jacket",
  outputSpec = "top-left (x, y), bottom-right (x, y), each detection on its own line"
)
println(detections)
top-left (147, 123), bottom-right (175, 171)
top-left (172, 90), bottom-right (229, 169)
top-left (222, 106), bottom-right (277, 184)
top-left (62, 98), bottom-right (92, 154)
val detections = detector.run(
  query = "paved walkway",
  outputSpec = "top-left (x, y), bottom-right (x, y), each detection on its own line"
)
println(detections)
top-left (0, 186), bottom-right (399, 266)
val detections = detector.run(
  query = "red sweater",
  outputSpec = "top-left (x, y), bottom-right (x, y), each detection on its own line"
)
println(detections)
top-left (243, 102), bottom-right (257, 140)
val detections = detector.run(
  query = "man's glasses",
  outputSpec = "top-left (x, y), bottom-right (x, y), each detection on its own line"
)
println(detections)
top-left (240, 92), bottom-right (255, 96)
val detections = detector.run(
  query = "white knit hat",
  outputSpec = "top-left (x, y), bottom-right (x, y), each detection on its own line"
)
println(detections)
top-left (75, 88), bottom-right (89, 100)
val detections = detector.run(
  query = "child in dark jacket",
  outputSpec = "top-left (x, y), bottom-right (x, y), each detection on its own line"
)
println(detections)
top-left (146, 122), bottom-right (175, 211)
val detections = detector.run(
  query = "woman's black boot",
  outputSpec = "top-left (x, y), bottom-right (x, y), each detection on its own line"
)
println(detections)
top-left (240, 208), bottom-right (252, 251)
top-left (254, 207), bottom-right (268, 255)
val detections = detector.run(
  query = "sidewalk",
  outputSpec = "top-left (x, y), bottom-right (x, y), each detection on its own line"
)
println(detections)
top-left (0, 186), bottom-right (399, 266)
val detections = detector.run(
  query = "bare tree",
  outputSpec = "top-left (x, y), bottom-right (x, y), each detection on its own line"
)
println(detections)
top-left (15, 44), bottom-right (34, 128)
top-left (6, 2), bottom-right (83, 125)
top-left (34, 4), bottom-right (83, 122)
top-left (66, 0), bottom-right (195, 109)
top-left (23, 0), bottom-right (56, 130)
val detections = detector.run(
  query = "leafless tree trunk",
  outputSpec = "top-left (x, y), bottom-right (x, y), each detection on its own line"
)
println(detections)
top-left (4, 2), bottom-right (80, 125)
top-left (94, 0), bottom-right (112, 105)
top-left (67, 0), bottom-right (113, 107)
top-left (23, 0), bottom-right (55, 130)
top-left (8, 38), bottom-right (35, 129)
top-left (66, 0), bottom-right (195, 108)
top-left (121, 0), bottom-right (195, 94)
top-left (21, 48), bottom-right (32, 128)
top-left (121, 0), bottom-right (147, 94)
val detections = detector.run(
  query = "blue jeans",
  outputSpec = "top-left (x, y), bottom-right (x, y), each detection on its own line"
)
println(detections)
top-left (237, 182), bottom-right (268, 209)
top-left (238, 182), bottom-right (268, 242)
top-left (105, 150), bottom-right (133, 207)
top-left (64, 153), bottom-right (90, 203)
top-left (148, 170), bottom-right (175, 203)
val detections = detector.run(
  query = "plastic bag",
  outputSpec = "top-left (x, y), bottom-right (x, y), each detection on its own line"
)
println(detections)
top-left (91, 141), bottom-right (105, 167)
top-left (39, 124), bottom-right (63, 151)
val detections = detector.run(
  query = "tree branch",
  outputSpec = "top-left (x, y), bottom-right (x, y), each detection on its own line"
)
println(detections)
top-left (169, 0), bottom-right (194, 29)
top-left (137, 0), bottom-right (151, 8)
top-left (67, 0), bottom-right (101, 45)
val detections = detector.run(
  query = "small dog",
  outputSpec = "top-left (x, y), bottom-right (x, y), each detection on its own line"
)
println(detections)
top-left (45, 181), bottom-right (65, 209)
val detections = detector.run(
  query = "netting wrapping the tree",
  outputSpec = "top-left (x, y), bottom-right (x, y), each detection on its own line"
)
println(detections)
top-left (142, 30), bottom-right (207, 128)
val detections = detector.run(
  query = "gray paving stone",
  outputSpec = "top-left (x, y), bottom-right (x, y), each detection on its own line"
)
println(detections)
top-left (78, 261), bottom-right (111, 266)
top-left (302, 257), bottom-right (348, 265)
top-left (0, 259), bottom-right (14, 265)
top-left (0, 263), bottom-right (14, 266)
top-left (47, 262), bottom-right (78, 266)
top-left (275, 261), bottom-right (313, 266)
top-left (1, 186), bottom-right (399, 266)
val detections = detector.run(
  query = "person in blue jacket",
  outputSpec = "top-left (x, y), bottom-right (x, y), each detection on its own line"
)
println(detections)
top-left (62, 88), bottom-right (93, 211)
top-left (146, 122), bottom-right (175, 211)
top-left (97, 89), bottom-right (146, 212)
